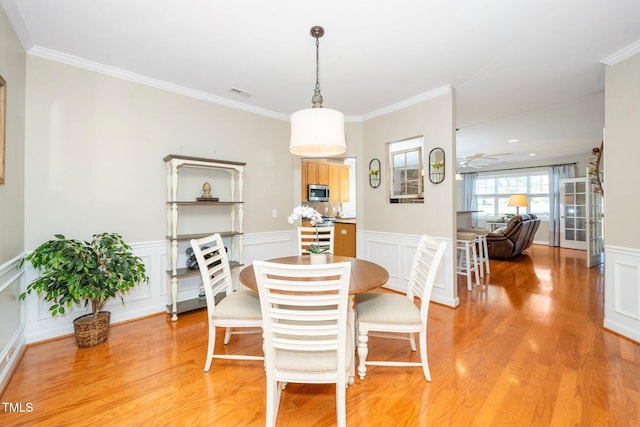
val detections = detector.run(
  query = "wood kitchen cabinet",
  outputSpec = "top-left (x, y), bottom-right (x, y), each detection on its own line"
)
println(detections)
top-left (339, 166), bottom-right (350, 202)
top-left (329, 164), bottom-right (340, 202)
top-left (302, 159), bottom-right (350, 202)
top-left (301, 161), bottom-right (308, 201)
top-left (334, 222), bottom-right (356, 257)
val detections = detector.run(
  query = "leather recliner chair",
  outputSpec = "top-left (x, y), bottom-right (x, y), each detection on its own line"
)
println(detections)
top-left (486, 214), bottom-right (540, 259)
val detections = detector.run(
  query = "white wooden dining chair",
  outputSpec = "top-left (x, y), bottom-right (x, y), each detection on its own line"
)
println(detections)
top-left (297, 226), bottom-right (334, 255)
top-left (190, 233), bottom-right (263, 372)
top-left (253, 260), bottom-right (352, 427)
top-left (354, 235), bottom-right (446, 381)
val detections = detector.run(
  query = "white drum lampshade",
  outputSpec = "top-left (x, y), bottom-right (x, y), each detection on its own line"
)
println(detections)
top-left (290, 108), bottom-right (346, 157)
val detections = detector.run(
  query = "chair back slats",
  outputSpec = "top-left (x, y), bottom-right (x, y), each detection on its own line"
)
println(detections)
top-left (254, 261), bottom-right (351, 358)
top-left (407, 236), bottom-right (447, 317)
top-left (297, 226), bottom-right (335, 255)
top-left (190, 233), bottom-right (233, 314)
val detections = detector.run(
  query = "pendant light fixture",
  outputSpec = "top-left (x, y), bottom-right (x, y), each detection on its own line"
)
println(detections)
top-left (289, 26), bottom-right (346, 157)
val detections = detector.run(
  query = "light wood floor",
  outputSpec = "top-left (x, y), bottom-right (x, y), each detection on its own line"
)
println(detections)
top-left (2, 245), bottom-right (639, 426)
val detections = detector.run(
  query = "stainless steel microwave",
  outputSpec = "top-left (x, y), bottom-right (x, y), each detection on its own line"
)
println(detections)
top-left (308, 184), bottom-right (330, 202)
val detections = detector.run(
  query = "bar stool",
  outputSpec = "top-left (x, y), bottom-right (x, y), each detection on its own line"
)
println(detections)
top-left (474, 230), bottom-right (490, 278)
top-left (456, 232), bottom-right (480, 291)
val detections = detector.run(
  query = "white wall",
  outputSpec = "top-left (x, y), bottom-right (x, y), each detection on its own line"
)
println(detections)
top-left (24, 56), bottom-right (295, 248)
top-left (0, 4), bottom-right (25, 262)
top-left (361, 88), bottom-right (458, 307)
top-left (603, 51), bottom-right (640, 342)
top-left (0, 5), bottom-right (26, 393)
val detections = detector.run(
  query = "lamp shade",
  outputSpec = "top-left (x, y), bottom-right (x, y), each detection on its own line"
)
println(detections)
top-left (290, 108), bottom-right (346, 157)
top-left (508, 194), bottom-right (528, 208)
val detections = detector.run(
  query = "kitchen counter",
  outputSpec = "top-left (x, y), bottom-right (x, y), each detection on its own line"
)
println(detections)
top-left (334, 218), bottom-right (356, 224)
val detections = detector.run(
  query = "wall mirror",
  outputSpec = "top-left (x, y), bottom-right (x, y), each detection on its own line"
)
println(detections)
top-left (368, 158), bottom-right (381, 188)
top-left (428, 147), bottom-right (445, 184)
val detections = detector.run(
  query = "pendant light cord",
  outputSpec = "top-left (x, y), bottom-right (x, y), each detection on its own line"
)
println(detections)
top-left (311, 27), bottom-right (324, 108)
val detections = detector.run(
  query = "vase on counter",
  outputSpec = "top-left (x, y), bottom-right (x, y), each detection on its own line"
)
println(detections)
top-left (309, 253), bottom-right (327, 264)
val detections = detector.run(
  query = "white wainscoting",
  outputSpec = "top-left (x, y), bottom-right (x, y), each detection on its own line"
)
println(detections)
top-left (0, 255), bottom-right (26, 393)
top-left (357, 230), bottom-right (458, 308)
top-left (19, 229), bottom-right (459, 345)
top-left (604, 245), bottom-right (640, 342)
top-left (20, 232), bottom-right (299, 344)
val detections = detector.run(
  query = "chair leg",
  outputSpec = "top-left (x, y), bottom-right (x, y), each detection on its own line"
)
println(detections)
top-left (471, 243), bottom-right (480, 286)
top-left (223, 327), bottom-right (232, 345)
top-left (419, 330), bottom-right (431, 381)
top-left (204, 323), bottom-right (216, 372)
top-left (465, 243), bottom-right (473, 291)
top-left (476, 238), bottom-right (485, 278)
top-left (482, 237), bottom-right (491, 274)
top-left (408, 333), bottom-right (417, 351)
top-left (265, 376), bottom-right (278, 427)
top-left (336, 379), bottom-right (346, 427)
top-left (357, 331), bottom-right (369, 380)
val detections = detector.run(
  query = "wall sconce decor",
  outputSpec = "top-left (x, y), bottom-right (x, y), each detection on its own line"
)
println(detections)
top-left (428, 148), bottom-right (445, 184)
top-left (369, 158), bottom-right (381, 188)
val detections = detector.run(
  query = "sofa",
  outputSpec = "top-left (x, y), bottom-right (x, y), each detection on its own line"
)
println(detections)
top-left (486, 214), bottom-right (540, 259)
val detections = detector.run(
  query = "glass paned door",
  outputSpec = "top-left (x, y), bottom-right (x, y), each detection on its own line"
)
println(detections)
top-left (560, 178), bottom-right (587, 250)
top-left (586, 170), bottom-right (604, 267)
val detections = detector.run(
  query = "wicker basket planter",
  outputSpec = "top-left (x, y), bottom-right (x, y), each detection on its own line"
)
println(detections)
top-left (73, 311), bottom-right (111, 348)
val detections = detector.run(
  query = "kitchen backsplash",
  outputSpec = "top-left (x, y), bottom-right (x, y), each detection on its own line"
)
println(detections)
top-left (306, 201), bottom-right (346, 217)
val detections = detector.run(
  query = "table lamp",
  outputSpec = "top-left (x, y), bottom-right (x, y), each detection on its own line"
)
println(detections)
top-left (508, 194), bottom-right (528, 215)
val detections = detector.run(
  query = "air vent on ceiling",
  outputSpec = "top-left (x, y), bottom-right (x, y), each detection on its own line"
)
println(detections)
top-left (230, 87), bottom-right (254, 97)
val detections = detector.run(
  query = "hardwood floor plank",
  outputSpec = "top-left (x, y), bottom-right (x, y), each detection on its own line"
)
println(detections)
top-left (2, 245), bottom-right (639, 426)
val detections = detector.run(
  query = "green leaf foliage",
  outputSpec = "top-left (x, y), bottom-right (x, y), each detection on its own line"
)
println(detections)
top-left (19, 233), bottom-right (149, 319)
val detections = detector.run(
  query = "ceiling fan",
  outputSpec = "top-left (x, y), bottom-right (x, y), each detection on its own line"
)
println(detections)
top-left (458, 152), bottom-right (512, 168)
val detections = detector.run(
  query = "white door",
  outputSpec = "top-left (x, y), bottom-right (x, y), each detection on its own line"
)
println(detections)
top-left (560, 178), bottom-right (587, 250)
top-left (586, 170), bottom-right (604, 267)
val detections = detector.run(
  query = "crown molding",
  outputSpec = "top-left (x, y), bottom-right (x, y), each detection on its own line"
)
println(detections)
top-left (24, 45), bottom-right (451, 124)
top-left (360, 85), bottom-right (452, 121)
top-left (27, 46), bottom-right (290, 121)
top-left (1, 0), bottom-right (34, 51)
top-left (600, 40), bottom-right (640, 65)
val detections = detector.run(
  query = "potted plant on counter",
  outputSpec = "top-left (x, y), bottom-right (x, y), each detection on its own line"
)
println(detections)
top-left (19, 233), bottom-right (149, 348)
top-left (288, 205), bottom-right (331, 262)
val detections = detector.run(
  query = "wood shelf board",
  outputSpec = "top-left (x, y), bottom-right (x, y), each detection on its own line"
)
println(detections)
top-left (167, 298), bottom-right (207, 314)
top-left (163, 154), bottom-right (246, 167)
top-left (167, 261), bottom-right (243, 278)
top-left (167, 201), bottom-right (244, 206)
top-left (167, 232), bottom-right (243, 241)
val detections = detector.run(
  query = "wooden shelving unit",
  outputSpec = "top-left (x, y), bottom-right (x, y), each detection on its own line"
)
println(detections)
top-left (164, 154), bottom-right (245, 321)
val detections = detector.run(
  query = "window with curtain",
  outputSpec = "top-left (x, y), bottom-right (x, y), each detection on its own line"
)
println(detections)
top-left (475, 170), bottom-right (550, 219)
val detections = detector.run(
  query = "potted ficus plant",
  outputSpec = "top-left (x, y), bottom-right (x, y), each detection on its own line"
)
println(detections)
top-left (19, 232), bottom-right (149, 348)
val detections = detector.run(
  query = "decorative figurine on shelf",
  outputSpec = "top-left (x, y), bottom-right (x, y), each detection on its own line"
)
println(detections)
top-left (202, 182), bottom-right (212, 198)
top-left (196, 181), bottom-right (219, 202)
